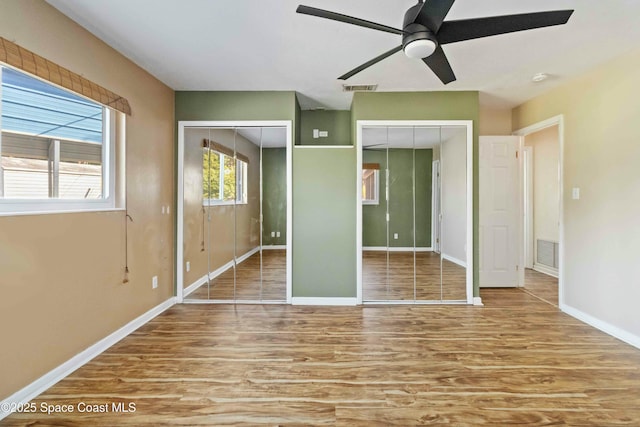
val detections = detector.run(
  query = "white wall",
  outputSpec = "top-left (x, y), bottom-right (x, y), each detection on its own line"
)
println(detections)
top-left (441, 129), bottom-right (467, 265)
top-left (513, 47), bottom-right (640, 347)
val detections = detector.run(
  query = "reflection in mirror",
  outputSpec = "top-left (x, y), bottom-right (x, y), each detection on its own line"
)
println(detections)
top-left (439, 126), bottom-right (467, 300)
top-left (258, 127), bottom-right (287, 300)
top-left (414, 127), bottom-right (441, 301)
top-left (182, 126), bottom-right (287, 302)
top-left (362, 125), bottom-right (468, 303)
top-left (387, 127), bottom-right (416, 301)
top-left (362, 127), bottom-right (389, 300)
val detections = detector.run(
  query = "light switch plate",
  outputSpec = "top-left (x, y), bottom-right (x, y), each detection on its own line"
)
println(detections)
top-left (319, 130), bottom-right (328, 137)
top-left (572, 188), bottom-right (580, 200)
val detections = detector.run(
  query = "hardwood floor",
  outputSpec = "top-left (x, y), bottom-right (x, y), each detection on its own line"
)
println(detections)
top-left (523, 268), bottom-right (559, 306)
top-left (363, 251), bottom-right (466, 301)
top-left (187, 249), bottom-right (286, 301)
top-left (4, 289), bottom-right (640, 426)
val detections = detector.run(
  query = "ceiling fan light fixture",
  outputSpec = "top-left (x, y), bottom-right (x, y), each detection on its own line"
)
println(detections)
top-left (403, 38), bottom-right (437, 59)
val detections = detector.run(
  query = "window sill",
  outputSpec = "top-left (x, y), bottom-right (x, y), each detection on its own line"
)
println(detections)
top-left (0, 207), bottom-right (125, 218)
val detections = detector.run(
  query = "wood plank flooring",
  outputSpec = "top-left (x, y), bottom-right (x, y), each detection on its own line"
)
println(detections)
top-left (4, 288), bottom-right (640, 425)
top-left (523, 268), bottom-right (559, 306)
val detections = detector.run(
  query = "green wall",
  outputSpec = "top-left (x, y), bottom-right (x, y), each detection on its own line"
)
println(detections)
top-left (262, 148), bottom-right (286, 245)
top-left (363, 148), bottom-right (432, 248)
top-left (299, 110), bottom-right (351, 145)
top-left (352, 91), bottom-right (480, 297)
top-left (175, 91), bottom-right (297, 123)
top-left (292, 147), bottom-right (356, 297)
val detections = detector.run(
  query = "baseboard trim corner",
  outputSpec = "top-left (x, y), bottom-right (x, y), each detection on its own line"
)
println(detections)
top-left (533, 263), bottom-right (559, 278)
top-left (560, 303), bottom-right (640, 350)
top-left (0, 297), bottom-right (176, 420)
top-left (473, 297), bottom-right (484, 306)
top-left (291, 297), bottom-right (358, 306)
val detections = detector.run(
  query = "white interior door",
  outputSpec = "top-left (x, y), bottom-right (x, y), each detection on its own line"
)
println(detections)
top-left (480, 136), bottom-right (520, 287)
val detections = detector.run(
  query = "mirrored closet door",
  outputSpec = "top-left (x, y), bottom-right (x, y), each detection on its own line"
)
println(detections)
top-left (361, 124), bottom-right (469, 303)
top-left (182, 126), bottom-right (288, 302)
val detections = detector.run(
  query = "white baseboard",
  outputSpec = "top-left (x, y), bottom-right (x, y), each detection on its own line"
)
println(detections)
top-left (363, 247), bottom-right (433, 252)
top-left (473, 297), bottom-right (484, 306)
top-left (291, 297), bottom-right (358, 306)
top-left (183, 273), bottom-right (209, 297)
top-left (560, 303), bottom-right (640, 350)
top-left (236, 246), bottom-right (260, 264)
top-left (0, 297), bottom-right (176, 421)
top-left (533, 263), bottom-right (559, 278)
top-left (184, 247), bottom-right (261, 297)
top-left (442, 253), bottom-right (467, 268)
top-left (262, 245), bottom-right (286, 250)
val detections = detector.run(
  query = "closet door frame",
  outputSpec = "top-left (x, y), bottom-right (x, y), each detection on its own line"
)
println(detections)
top-left (176, 120), bottom-right (293, 304)
top-left (356, 120), bottom-right (473, 305)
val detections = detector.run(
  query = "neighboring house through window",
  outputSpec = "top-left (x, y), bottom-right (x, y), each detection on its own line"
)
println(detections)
top-left (0, 66), bottom-right (116, 214)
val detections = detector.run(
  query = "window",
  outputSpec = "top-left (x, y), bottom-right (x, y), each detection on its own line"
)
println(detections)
top-left (362, 168), bottom-right (379, 205)
top-left (0, 66), bottom-right (116, 214)
top-left (203, 148), bottom-right (247, 205)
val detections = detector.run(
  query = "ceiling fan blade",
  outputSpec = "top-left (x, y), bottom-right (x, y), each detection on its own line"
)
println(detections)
top-left (437, 10), bottom-right (574, 45)
top-left (339, 45), bottom-right (403, 80)
top-left (422, 46), bottom-right (456, 84)
top-left (296, 5), bottom-right (404, 35)
top-left (413, 0), bottom-right (456, 33)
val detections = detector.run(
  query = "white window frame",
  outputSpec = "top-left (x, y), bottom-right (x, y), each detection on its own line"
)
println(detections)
top-left (202, 151), bottom-right (248, 207)
top-left (362, 168), bottom-right (379, 205)
top-left (0, 66), bottom-right (117, 216)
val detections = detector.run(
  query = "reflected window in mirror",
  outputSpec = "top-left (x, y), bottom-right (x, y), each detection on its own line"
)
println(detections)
top-left (203, 149), bottom-right (247, 206)
top-left (362, 166), bottom-right (379, 205)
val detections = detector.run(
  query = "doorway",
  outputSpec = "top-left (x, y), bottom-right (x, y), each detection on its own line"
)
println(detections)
top-left (176, 121), bottom-right (293, 303)
top-left (356, 120), bottom-right (473, 304)
top-left (519, 122), bottom-right (561, 306)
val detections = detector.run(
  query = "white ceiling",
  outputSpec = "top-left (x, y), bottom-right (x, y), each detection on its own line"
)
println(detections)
top-left (48, 0), bottom-right (640, 110)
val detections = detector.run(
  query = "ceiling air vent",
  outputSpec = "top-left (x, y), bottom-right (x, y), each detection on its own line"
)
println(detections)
top-left (342, 84), bottom-right (378, 92)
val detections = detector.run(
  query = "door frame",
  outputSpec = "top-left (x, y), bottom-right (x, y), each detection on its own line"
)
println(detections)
top-left (176, 120), bottom-right (293, 304)
top-left (513, 115), bottom-right (564, 304)
top-left (522, 146), bottom-right (534, 270)
top-left (356, 120), bottom-right (474, 305)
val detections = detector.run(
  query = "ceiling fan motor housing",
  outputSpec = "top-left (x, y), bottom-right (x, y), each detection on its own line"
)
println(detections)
top-left (402, 5), bottom-right (438, 58)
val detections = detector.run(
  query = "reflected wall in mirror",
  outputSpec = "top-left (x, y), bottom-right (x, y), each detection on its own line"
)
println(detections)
top-left (361, 124), bottom-right (468, 303)
top-left (182, 126), bottom-right (287, 302)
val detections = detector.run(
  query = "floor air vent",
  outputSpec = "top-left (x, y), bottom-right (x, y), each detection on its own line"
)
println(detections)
top-left (342, 84), bottom-right (378, 92)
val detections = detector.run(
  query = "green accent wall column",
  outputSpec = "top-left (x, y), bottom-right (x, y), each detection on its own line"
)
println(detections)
top-left (292, 147), bottom-right (356, 298)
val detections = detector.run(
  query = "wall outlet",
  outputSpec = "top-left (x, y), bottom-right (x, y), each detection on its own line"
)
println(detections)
top-left (186, 261), bottom-right (190, 272)
top-left (271, 231), bottom-right (275, 237)
top-left (166, 205), bottom-right (170, 214)
top-left (572, 187), bottom-right (580, 200)
top-left (394, 233), bottom-right (399, 240)
top-left (276, 231), bottom-right (281, 237)
top-left (161, 206), bottom-right (165, 214)
top-left (152, 276), bottom-right (158, 289)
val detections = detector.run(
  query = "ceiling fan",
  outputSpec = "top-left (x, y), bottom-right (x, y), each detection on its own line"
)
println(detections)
top-left (296, 1), bottom-right (574, 84)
